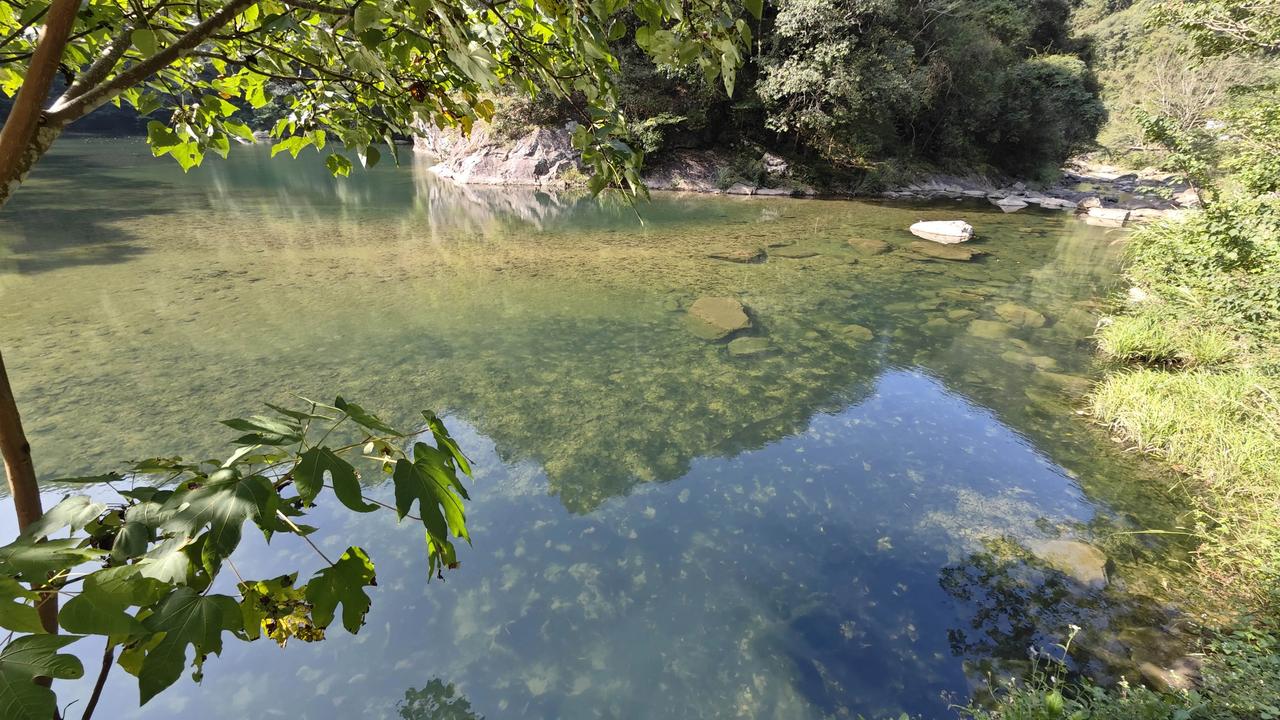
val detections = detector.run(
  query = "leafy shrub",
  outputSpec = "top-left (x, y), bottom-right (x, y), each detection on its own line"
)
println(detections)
top-left (1126, 198), bottom-right (1280, 340)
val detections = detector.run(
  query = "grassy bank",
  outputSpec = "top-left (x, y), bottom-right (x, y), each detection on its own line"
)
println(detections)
top-left (964, 198), bottom-right (1280, 719)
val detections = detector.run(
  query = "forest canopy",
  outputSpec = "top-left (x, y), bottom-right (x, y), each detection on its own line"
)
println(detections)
top-left (503, 0), bottom-right (1108, 181)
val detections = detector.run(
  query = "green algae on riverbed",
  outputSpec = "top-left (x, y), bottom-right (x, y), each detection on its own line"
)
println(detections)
top-left (0, 139), bottom-right (1200, 719)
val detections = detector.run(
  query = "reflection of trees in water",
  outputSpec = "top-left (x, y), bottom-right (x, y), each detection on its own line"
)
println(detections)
top-left (396, 679), bottom-right (482, 720)
top-left (939, 538), bottom-right (1191, 688)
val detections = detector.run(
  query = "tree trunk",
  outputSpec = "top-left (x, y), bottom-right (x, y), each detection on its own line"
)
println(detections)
top-left (0, 347), bottom-right (56, 633)
top-left (0, 123), bottom-right (64, 209)
top-left (0, 0), bottom-right (78, 211)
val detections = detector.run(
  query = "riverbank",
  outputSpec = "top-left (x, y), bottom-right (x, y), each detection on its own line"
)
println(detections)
top-left (967, 196), bottom-right (1280, 719)
top-left (413, 125), bottom-right (1198, 226)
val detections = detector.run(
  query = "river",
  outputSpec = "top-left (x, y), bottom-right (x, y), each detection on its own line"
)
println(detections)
top-left (0, 138), bottom-right (1192, 719)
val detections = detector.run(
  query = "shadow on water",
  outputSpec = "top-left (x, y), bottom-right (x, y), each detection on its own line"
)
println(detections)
top-left (0, 146), bottom-right (176, 274)
top-left (940, 537), bottom-right (1197, 695)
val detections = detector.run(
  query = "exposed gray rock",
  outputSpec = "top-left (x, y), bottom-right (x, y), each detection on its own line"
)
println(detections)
top-left (1087, 207), bottom-right (1130, 226)
top-left (754, 186), bottom-right (797, 197)
top-left (419, 123), bottom-right (584, 187)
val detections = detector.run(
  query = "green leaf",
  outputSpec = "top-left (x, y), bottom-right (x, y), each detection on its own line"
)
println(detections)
top-left (0, 537), bottom-right (102, 579)
top-left (305, 546), bottom-right (375, 633)
top-left (325, 152), bottom-right (353, 177)
top-left (391, 446), bottom-right (469, 549)
top-left (131, 29), bottom-right (158, 56)
top-left (59, 566), bottom-right (165, 637)
top-left (294, 447), bottom-right (377, 512)
top-left (20, 495), bottom-right (107, 541)
top-left (743, 0), bottom-right (762, 20)
top-left (0, 577), bottom-right (43, 634)
top-left (334, 396), bottom-right (400, 434)
top-left (357, 144), bottom-right (380, 168)
top-left (353, 3), bottom-right (380, 32)
top-left (263, 402), bottom-right (333, 422)
top-left (163, 472), bottom-right (277, 561)
top-left (138, 587), bottom-right (240, 704)
top-left (220, 415), bottom-right (302, 446)
top-left (110, 521), bottom-right (151, 563)
top-left (423, 412), bottom-right (472, 478)
top-left (137, 537), bottom-right (195, 585)
top-left (0, 634), bottom-right (84, 720)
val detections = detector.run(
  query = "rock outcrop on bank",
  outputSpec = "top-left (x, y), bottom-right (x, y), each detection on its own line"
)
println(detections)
top-left (415, 123), bottom-right (813, 196)
top-left (415, 125), bottom-right (1193, 223)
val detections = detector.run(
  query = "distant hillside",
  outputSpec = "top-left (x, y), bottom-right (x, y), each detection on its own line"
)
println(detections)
top-left (1072, 0), bottom-right (1272, 161)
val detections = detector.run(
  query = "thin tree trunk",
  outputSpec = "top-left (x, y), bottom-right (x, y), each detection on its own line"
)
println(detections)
top-left (0, 347), bottom-right (56, 633)
top-left (0, 0), bottom-right (77, 211)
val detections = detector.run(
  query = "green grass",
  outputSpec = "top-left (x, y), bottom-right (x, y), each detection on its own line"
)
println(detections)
top-left (969, 199), bottom-right (1280, 719)
top-left (1092, 368), bottom-right (1280, 607)
top-left (1091, 199), bottom-right (1280, 611)
top-left (1096, 311), bottom-right (1238, 367)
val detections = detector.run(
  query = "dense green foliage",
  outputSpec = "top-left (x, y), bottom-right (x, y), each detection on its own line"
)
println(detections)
top-left (1094, 197), bottom-right (1280, 609)
top-left (1076, 0), bottom-right (1279, 180)
top-left (0, 398), bottom-right (473, 719)
top-left (756, 0), bottom-right (1103, 177)
top-left (0, 0), bottom-right (755, 201)
top-left (494, 0), bottom-right (1107, 180)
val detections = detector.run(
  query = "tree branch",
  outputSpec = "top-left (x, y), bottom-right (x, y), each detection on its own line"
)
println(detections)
top-left (281, 0), bottom-right (353, 16)
top-left (47, 0), bottom-right (258, 123)
top-left (80, 639), bottom-right (115, 720)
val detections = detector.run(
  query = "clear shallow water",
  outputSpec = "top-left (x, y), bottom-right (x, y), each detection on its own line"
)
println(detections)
top-left (1, 139), bottom-right (1192, 718)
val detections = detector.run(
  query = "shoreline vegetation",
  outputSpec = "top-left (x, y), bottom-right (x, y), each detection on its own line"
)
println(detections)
top-left (962, 197), bottom-right (1280, 720)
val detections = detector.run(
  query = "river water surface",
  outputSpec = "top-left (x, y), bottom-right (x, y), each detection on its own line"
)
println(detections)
top-left (0, 139), bottom-right (1192, 719)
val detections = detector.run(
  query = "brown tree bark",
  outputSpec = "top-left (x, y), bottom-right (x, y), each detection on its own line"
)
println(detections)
top-left (0, 0), bottom-right (78, 210)
top-left (0, 347), bottom-right (56, 633)
top-left (0, 0), bottom-right (77, 639)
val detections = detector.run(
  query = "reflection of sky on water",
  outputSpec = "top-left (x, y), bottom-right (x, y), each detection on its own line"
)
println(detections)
top-left (41, 370), bottom-right (1101, 719)
top-left (1, 140), bottom-right (1193, 719)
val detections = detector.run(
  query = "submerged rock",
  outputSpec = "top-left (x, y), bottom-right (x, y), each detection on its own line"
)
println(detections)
top-left (707, 247), bottom-right (766, 264)
top-left (772, 247), bottom-right (820, 259)
top-left (839, 324), bottom-right (875, 342)
top-left (847, 237), bottom-right (892, 255)
top-left (1000, 350), bottom-right (1058, 370)
top-left (1031, 539), bottom-right (1109, 587)
top-left (1041, 372), bottom-right (1092, 396)
top-left (687, 297), bottom-right (751, 340)
top-left (947, 309), bottom-right (978, 322)
top-left (994, 302), bottom-right (1047, 328)
top-left (727, 337), bottom-right (774, 357)
top-left (909, 241), bottom-right (982, 261)
top-left (967, 320), bottom-right (1013, 339)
